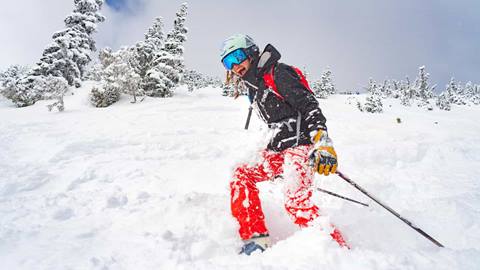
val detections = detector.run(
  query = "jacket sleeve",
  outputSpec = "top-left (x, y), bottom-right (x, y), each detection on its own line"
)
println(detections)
top-left (274, 63), bottom-right (328, 139)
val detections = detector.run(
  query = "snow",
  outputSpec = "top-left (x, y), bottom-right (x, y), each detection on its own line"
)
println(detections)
top-left (1, 84), bottom-right (479, 270)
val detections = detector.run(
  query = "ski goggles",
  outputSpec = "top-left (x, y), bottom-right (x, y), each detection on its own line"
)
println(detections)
top-left (222, 48), bottom-right (248, 70)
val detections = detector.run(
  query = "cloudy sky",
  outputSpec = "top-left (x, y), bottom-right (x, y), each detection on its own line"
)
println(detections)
top-left (0, 0), bottom-right (478, 91)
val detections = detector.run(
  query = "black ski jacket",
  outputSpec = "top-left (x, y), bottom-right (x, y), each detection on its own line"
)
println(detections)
top-left (242, 44), bottom-right (328, 152)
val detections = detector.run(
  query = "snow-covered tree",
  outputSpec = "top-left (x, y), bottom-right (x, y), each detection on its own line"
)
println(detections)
top-left (445, 77), bottom-right (465, 105)
top-left (145, 17), bottom-right (165, 49)
top-left (412, 66), bottom-right (436, 108)
top-left (45, 76), bottom-right (69, 112)
top-left (436, 91), bottom-right (451, 111)
top-left (32, 0), bottom-right (105, 87)
top-left (377, 80), bottom-right (392, 98)
top-left (0, 65), bottom-right (30, 101)
top-left (183, 69), bottom-right (208, 91)
top-left (85, 59), bottom-right (103, 81)
top-left (413, 66), bottom-right (435, 100)
top-left (390, 80), bottom-right (401, 99)
top-left (90, 47), bottom-right (143, 106)
top-left (361, 78), bottom-right (383, 113)
top-left (90, 85), bottom-right (121, 107)
top-left (222, 83), bottom-right (235, 97)
top-left (463, 81), bottom-right (480, 105)
top-left (473, 84), bottom-right (480, 105)
top-left (90, 48), bottom-right (121, 107)
top-left (146, 3), bottom-right (188, 97)
top-left (132, 17), bottom-right (164, 80)
top-left (1, 75), bottom-right (44, 107)
top-left (312, 68), bottom-right (335, 99)
top-left (399, 76), bottom-right (413, 106)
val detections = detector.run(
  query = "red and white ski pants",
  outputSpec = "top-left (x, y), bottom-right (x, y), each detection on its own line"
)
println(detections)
top-left (230, 145), bottom-right (319, 240)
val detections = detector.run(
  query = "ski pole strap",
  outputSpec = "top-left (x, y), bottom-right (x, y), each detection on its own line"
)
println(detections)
top-left (336, 171), bottom-right (445, 248)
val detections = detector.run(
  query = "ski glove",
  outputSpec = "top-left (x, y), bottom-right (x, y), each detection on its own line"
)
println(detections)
top-left (309, 130), bottom-right (338, 176)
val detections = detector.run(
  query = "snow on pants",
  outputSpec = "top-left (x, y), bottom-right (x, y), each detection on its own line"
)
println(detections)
top-left (230, 145), bottom-right (319, 240)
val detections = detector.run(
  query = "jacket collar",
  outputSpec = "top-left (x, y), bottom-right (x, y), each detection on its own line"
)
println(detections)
top-left (242, 44), bottom-right (281, 87)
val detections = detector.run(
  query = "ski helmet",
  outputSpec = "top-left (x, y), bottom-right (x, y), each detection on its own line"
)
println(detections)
top-left (220, 34), bottom-right (259, 61)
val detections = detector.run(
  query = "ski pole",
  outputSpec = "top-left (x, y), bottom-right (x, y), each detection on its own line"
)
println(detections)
top-left (244, 106), bottom-right (253, 130)
top-left (316, 187), bottom-right (369, 207)
top-left (336, 170), bottom-right (445, 248)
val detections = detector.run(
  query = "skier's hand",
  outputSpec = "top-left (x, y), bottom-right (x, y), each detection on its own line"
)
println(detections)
top-left (309, 130), bottom-right (338, 176)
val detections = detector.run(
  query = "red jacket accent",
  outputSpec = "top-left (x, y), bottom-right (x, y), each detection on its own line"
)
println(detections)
top-left (262, 65), bottom-right (313, 100)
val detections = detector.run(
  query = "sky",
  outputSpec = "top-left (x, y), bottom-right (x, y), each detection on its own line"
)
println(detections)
top-left (0, 0), bottom-right (479, 91)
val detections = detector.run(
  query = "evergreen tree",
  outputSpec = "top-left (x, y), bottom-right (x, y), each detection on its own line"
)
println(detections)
top-left (145, 17), bottom-right (165, 49)
top-left (163, 2), bottom-right (188, 75)
top-left (146, 3), bottom-right (188, 97)
top-left (445, 77), bottom-right (465, 105)
top-left (463, 81), bottom-right (474, 104)
top-left (183, 69), bottom-right (209, 91)
top-left (413, 66), bottom-right (435, 100)
top-left (0, 65), bottom-right (30, 101)
top-left (133, 17), bottom-right (165, 94)
top-left (32, 0), bottom-right (105, 87)
top-left (377, 79), bottom-right (391, 98)
top-left (135, 17), bottom-right (164, 78)
top-left (1, 75), bottom-right (44, 107)
top-left (90, 48), bottom-right (121, 107)
top-left (362, 78), bottom-right (383, 113)
top-left (312, 68), bottom-right (335, 99)
top-left (399, 76), bottom-right (413, 106)
top-left (45, 76), bottom-right (69, 112)
top-left (90, 47), bottom-right (143, 107)
top-left (436, 91), bottom-right (451, 111)
top-left (473, 84), bottom-right (480, 105)
top-left (390, 80), bottom-right (401, 99)
top-left (412, 66), bottom-right (435, 108)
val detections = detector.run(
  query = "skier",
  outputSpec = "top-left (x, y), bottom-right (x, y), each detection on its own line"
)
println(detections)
top-left (220, 34), bottom-right (347, 255)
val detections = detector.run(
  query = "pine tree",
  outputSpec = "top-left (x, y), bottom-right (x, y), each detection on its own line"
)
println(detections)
top-left (62, 0), bottom-right (106, 80)
top-left (2, 77), bottom-right (36, 107)
top-left (45, 76), bottom-right (69, 112)
top-left (145, 17), bottom-right (165, 49)
top-left (436, 91), bottom-right (451, 111)
top-left (32, 29), bottom-right (82, 87)
top-left (90, 47), bottom-right (144, 107)
top-left (377, 80), bottom-right (391, 98)
top-left (90, 48), bottom-right (121, 107)
top-left (133, 17), bottom-right (165, 95)
top-left (412, 66), bottom-right (436, 108)
top-left (146, 3), bottom-right (188, 97)
top-left (445, 77), bottom-right (465, 105)
top-left (414, 66), bottom-right (435, 99)
top-left (391, 80), bottom-right (401, 99)
top-left (32, 0), bottom-right (105, 87)
top-left (463, 81), bottom-right (475, 104)
top-left (473, 84), bottom-right (480, 105)
top-left (399, 76), bottom-right (412, 106)
top-left (312, 68), bottom-right (335, 99)
top-left (136, 17), bottom-right (165, 78)
top-left (0, 65), bottom-right (30, 101)
top-left (363, 78), bottom-right (383, 113)
top-left (183, 69), bottom-right (210, 91)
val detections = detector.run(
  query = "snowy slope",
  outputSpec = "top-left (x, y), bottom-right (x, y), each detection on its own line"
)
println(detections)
top-left (1, 84), bottom-right (479, 270)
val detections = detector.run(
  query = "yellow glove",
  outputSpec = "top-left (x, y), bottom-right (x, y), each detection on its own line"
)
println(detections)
top-left (309, 130), bottom-right (338, 176)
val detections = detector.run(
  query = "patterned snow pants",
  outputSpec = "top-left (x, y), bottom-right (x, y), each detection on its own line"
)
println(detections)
top-left (230, 145), bottom-right (348, 247)
top-left (230, 145), bottom-right (319, 238)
